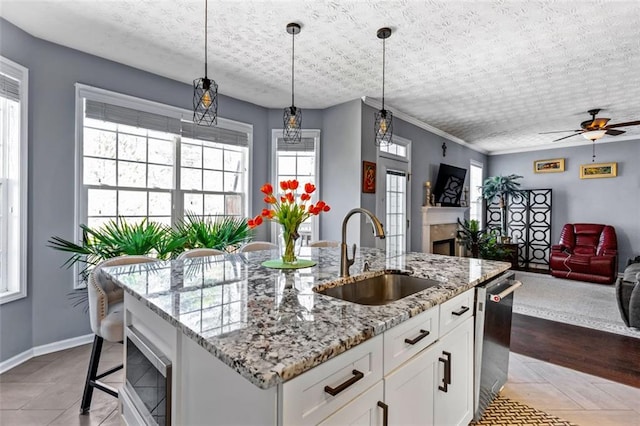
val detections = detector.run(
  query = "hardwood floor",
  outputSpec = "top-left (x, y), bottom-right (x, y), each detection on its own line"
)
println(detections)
top-left (511, 313), bottom-right (640, 388)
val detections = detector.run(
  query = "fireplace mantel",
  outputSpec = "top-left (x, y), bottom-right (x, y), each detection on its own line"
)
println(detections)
top-left (421, 206), bottom-right (468, 254)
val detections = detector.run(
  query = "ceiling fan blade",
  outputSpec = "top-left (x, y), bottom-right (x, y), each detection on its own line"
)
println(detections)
top-left (604, 120), bottom-right (640, 129)
top-left (552, 133), bottom-right (582, 142)
top-left (605, 129), bottom-right (625, 136)
top-left (538, 130), bottom-right (581, 134)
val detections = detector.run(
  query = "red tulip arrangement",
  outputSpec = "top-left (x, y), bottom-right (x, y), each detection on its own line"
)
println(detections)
top-left (248, 179), bottom-right (330, 263)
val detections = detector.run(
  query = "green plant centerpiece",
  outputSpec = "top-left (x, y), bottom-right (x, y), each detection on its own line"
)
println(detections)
top-left (174, 213), bottom-right (251, 255)
top-left (481, 174), bottom-right (524, 241)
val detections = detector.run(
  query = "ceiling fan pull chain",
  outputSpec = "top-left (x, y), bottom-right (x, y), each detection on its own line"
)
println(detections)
top-left (592, 141), bottom-right (596, 162)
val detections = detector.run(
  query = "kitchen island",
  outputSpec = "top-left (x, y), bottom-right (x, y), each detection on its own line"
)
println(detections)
top-left (104, 247), bottom-right (510, 425)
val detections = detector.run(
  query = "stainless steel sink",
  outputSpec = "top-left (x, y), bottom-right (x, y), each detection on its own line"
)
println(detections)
top-left (316, 273), bottom-right (442, 305)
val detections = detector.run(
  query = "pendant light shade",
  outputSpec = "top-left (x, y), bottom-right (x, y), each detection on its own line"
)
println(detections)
top-left (193, 0), bottom-right (218, 126)
top-left (375, 27), bottom-right (393, 146)
top-left (283, 22), bottom-right (302, 144)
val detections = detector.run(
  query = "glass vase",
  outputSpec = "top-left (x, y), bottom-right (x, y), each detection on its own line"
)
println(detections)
top-left (279, 225), bottom-right (302, 264)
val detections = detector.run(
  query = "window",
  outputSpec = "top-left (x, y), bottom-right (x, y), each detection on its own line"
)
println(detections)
top-left (272, 129), bottom-right (320, 244)
top-left (0, 56), bottom-right (28, 304)
top-left (76, 85), bottom-right (251, 283)
top-left (469, 160), bottom-right (483, 224)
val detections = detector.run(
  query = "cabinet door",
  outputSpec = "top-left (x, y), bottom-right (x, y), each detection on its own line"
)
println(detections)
top-left (384, 343), bottom-right (438, 426)
top-left (318, 381), bottom-right (383, 426)
top-left (434, 316), bottom-right (474, 426)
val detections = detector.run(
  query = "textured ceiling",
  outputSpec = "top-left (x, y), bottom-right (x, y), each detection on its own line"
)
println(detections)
top-left (2, 0), bottom-right (640, 154)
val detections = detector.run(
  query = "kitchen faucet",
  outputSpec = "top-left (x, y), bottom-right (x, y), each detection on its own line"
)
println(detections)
top-left (340, 208), bottom-right (386, 277)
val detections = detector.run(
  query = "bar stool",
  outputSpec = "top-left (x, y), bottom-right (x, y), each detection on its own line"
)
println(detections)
top-left (238, 241), bottom-right (278, 252)
top-left (177, 248), bottom-right (225, 259)
top-left (81, 255), bottom-right (156, 414)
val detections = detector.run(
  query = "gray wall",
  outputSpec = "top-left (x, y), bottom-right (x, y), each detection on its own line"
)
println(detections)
top-left (320, 100), bottom-right (362, 243)
top-left (361, 104), bottom-right (487, 251)
top-left (488, 139), bottom-right (640, 271)
top-left (0, 19), bottom-right (273, 361)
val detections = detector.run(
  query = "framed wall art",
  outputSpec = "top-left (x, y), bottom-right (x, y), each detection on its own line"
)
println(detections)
top-left (362, 161), bottom-right (376, 193)
top-left (534, 158), bottom-right (565, 173)
top-left (580, 162), bottom-right (617, 179)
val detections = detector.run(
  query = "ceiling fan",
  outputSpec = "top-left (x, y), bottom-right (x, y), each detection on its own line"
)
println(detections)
top-left (540, 109), bottom-right (640, 142)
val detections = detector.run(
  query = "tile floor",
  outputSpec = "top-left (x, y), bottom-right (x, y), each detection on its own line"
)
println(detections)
top-left (1, 343), bottom-right (639, 425)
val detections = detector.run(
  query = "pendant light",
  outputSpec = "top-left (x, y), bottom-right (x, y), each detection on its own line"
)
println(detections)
top-left (193, 0), bottom-right (218, 126)
top-left (375, 27), bottom-right (393, 146)
top-left (283, 22), bottom-right (302, 144)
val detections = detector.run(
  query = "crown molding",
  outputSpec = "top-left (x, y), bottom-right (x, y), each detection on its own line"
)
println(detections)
top-left (488, 133), bottom-right (640, 156)
top-left (361, 96), bottom-right (487, 154)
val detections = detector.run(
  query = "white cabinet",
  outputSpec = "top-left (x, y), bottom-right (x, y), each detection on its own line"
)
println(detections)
top-left (384, 341), bottom-right (438, 425)
top-left (434, 316), bottom-right (474, 426)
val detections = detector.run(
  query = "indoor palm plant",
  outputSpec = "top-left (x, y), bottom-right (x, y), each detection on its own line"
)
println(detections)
top-left (174, 213), bottom-right (251, 255)
top-left (481, 174), bottom-right (524, 241)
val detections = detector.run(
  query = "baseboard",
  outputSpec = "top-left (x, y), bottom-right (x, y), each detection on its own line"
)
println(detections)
top-left (0, 333), bottom-right (94, 374)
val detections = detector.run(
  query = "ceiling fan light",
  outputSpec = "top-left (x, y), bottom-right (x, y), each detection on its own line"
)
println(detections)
top-left (583, 130), bottom-right (606, 141)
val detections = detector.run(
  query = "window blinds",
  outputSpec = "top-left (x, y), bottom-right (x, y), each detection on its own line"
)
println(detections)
top-left (0, 73), bottom-right (20, 102)
top-left (276, 137), bottom-right (315, 152)
top-left (85, 99), bottom-right (249, 147)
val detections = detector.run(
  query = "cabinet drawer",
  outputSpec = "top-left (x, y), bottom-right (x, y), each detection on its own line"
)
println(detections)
top-left (281, 334), bottom-right (383, 426)
top-left (383, 306), bottom-right (439, 375)
top-left (439, 288), bottom-right (474, 336)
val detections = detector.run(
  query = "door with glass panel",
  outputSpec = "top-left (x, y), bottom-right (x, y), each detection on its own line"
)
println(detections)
top-left (272, 129), bottom-right (320, 245)
top-left (376, 138), bottom-right (411, 256)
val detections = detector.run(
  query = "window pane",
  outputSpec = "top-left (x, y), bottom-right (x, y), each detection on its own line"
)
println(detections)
top-left (224, 172), bottom-right (241, 192)
top-left (182, 143), bottom-right (202, 168)
top-left (184, 193), bottom-right (203, 216)
top-left (118, 134), bottom-right (147, 162)
top-left (203, 170), bottom-right (223, 191)
top-left (87, 189), bottom-right (117, 216)
top-left (278, 156), bottom-right (296, 175)
top-left (204, 194), bottom-right (224, 216)
top-left (148, 139), bottom-right (174, 165)
top-left (118, 161), bottom-right (146, 188)
top-left (118, 190), bottom-right (147, 216)
top-left (84, 158), bottom-right (116, 186)
top-left (181, 168), bottom-right (202, 190)
top-left (225, 195), bottom-right (242, 216)
top-left (148, 164), bottom-right (173, 189)
top-left (84, 128), bottom-right (116, 159)
top-left (118, 124), bottom-right (147, 137)
top-left (297, 157), bottom-right (315, 177)
top-left (149, 192), bottom-right (171, 216)
top-left (203, 147), bottom-right (223, 170)
top-left (224, 150), bottom-right (242, 172)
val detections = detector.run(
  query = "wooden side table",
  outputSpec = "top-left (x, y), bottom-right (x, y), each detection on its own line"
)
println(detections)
top-left (498, 243), bottom-right (520, 270)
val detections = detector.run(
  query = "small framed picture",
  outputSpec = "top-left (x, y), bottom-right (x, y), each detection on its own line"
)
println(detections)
top-left (580, 162), bottom-right (617, 179)
top-left (362, 161), bottom-right (376, 193)
top-left (533, 158), bottom-right (565, 173)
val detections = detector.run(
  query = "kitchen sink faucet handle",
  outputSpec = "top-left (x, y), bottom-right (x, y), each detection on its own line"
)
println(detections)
top-left (363, 261), bottom-right (370, 272)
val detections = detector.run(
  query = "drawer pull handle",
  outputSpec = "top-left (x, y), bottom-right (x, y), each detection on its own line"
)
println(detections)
top-left (451, 306), bottom-right (469, 316)
top-left (324, 369), bottom-right (364, 396)
top-left (438, 351), bottom-right (452, 392)
top-left (404, 329), bottom-right (430, 345)
top-left (377, 401), bottom-right (389, 426)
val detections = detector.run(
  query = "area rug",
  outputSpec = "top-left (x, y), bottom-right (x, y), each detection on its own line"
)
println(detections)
top-left (513, 271), bottom-right (640, 339)
top-left (470, 396), bottom-right (576, 426)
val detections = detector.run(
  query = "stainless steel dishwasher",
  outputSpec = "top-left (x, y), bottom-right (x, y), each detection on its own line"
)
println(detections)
top-left (473, 270), bottom-right (522, 421)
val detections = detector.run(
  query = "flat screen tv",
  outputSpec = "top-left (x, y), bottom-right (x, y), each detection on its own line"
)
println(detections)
top-left (433, 163), bottom-right (467, 207)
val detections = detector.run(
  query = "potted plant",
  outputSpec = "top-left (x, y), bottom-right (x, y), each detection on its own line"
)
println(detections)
top-left (173, 213), bottom-right (251, 255)
top-left (456, 218), bottom-right (484, 258)
top-left (481, 174), bottom-right (524, 242)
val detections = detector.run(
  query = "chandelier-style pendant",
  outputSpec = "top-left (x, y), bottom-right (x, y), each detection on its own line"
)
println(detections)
top-left (193, 0), bottom-right (218, 126)
top-left (283, 22), bottom-right (302, 144)
top-left (193, 76), bottom-right (218, 126)
top-left (375, 27), bottom-right (393, 146)
top-left (283, 105), bottom-right (302, 143)
top-left (375, 108), bottom-right (393, 145)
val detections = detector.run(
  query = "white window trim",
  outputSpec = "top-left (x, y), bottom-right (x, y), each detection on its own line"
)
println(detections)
top-left (73, 84), bottom-right (253, 287)
top-left (0, 56), bottom-right (28, 304)
top-left (376, 135), bottom-right (412, 252)
top-left (270, 128), bottom-right (321, 243)
top-left (469, 159), bottom-right (484, 225)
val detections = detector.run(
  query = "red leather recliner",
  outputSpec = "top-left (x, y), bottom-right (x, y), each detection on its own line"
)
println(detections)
top-left (550, 223), bottom-right (618, 284)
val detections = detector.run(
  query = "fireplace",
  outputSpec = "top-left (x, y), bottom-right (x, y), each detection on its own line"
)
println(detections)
top-left (421, 206), bottom-right (468, 256)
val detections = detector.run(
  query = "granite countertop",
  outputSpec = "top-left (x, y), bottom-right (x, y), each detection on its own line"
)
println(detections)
top-left (103, 247), bottom-right (510, 389)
